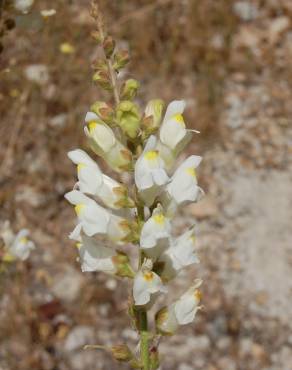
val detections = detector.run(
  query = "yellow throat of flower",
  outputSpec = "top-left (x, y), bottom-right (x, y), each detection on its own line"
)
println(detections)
top-left (153, 213), bottom-right (165, 225)
top-left (75, 204), bottom-right (84, 216)
top-left (77, 163), bottom-right (86, 172)
top-left (75, 242), bottom-right (82, 249)
top-left (20, 237), bottom-right (28, 244)
top-left (145, 150), bottom-right (158, 161)
top-left (88, 121), bottom-right (97, 134)
top-left (172, 113), bottom-right (185, 126)
top-left (143, 271), bottom-right (154, 281)
top-left (185, 167), bottom-right (196, 177)
top-left (194, 289), bottom-right (202, 302)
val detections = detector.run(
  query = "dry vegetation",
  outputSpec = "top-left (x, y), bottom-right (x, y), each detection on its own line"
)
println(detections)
top-left (0, 1), bottom-right (292, 369)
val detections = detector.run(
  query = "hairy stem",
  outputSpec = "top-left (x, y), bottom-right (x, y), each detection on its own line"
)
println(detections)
top-left (138, 310), bottom-right (150, 370)
top-left (92, 1), bottom-right (120, 106)
top-left (107, 58), bottom-right (120, 106)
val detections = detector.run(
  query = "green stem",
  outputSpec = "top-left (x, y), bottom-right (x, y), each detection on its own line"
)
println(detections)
top-left (139, 310), bottom-right (150, 370)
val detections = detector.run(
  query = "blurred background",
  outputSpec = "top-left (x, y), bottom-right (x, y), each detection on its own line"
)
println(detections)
top-left (0, 0), bottom-right (292, 369)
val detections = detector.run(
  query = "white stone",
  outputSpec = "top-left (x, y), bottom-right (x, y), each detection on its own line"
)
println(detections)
top-left (64, 326), bottom-right (95, 352)
top-left (233, 1), bottom-right (259, 21)
top-left (52, 267), bottom-right (84, 303)
top-left (24, 64), bottom-right (49, 85)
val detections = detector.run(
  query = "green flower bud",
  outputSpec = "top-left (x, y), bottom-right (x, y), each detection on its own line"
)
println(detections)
top-left (103, 35), bottom-right (115, 59)
top-left (116, 101), bottom-right (141, 139)
top-left (112, 186), bottom-right (135, 208)
top-left (90, 101), bottom-right (114, 124)
top-left (120, 79), bottom-right (140, 100)
top-left (112, 251), bottom-right (135, 278)
top-left (91, 31), bottom-right (102, 43)
top-left (92, 58), bottom-right (107, 71)
top-left (92, 70), bottom-right (112, 91)
top-left (113, 50), bottom-right (130, 71)
top-left (111, 344), bottom-right (133, 362)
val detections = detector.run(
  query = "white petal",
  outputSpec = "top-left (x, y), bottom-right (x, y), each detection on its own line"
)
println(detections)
top-left (79, 235), bottom-right (116, 273)
top-left (162, 100), bottom-right (186, 124)
top-left (178, 155), bottom-right (202, 170)
top-left (167, 155), bottom-right (202, 204)
top-left (81, 204), bottom-right (110, 236)
top-left (98, 175), bottom-right (120, 208)
top-left (85, 111), bottom-right (99, 122)
top-left (158, 304), bottom-right (178, 334)
top-left (78, 166), bottom-right (103, 195)
top-left (152, 168), bottom-right (169, 186)
top-left (91, 123), bottom-right (116, 153)
top-left (69, 223), bottom-right (82, 241)
top-left (133, 272), bottom-right (151, 305)
top-left (174, 279), bottom-right (202, 324)
top-left (64, 190), bottom-right (91, 206)
top-left (68, 149), bottom-right (97, 167)
top-left (107, 214), bottom-right (128, 242)
top-left (133, 270), bottom-right (166, 305)
top-left (135, 158), bottom-right (154, 190)
top-left (143, 135), bottom-right (157, 152)
top-left (160, 119), bottom-right (187, 150)
top-left (140, 206), bottom-right (171, 249)
top-left (175, 295), bottom-right (198, 325)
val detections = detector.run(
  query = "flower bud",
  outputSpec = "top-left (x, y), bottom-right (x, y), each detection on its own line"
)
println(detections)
top-left (145, 99), bottom-right (164, 122)
top-left (92, 58), bottom-right (107, 71)
top-left (120, 79), bottom-right (140, 100)
top-left (92, 71), bottom-right (112, 91)
top-left (112, 251), bottom-right (135, 278)
top-left (116, 101), bottom-right (141, 139)
top-left (111, 344), bottom-right (133, 362)
top-left (142, 99), bottom-right (165, 136)
top-left (103, 35), bottom-right (115, 59)
top-left (112, 186), bottom-right (135, 208)
top-left (84, 112), bottom-right (133, 172)
top-left (91, 30), bottom-right (103, 43)
top-left (90, 101), bottom-right (114, 124)
top-left (113, 50), bottom-right (130, 71)
top-left (155, 306), bottom-right (177, 335)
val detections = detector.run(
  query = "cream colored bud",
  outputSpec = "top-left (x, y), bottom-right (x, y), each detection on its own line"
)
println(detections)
top-left (143, 99), bottom-right (164, 132)
top-left (116, 101), bottom-right (141, 139)
top-left (120, 79), bottom-right (140, 100)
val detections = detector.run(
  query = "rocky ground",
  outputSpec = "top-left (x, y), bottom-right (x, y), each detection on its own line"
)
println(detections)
top-left (0, 1), bottom-right (292, 369)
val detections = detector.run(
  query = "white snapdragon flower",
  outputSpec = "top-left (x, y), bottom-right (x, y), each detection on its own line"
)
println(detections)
top-left (65, 190), bottom-right (129, 242)
top-left (68, 149), bottom-right (133, 209)
top-left (84, 112), bottom-right (132, 172)
top-left (156, 279), bottom-right (203, 334)
top-left (2, 228), bottom-right (35, 261)
top-left (163, 155), bottom-right (203, 215)
top-left (140, 205), bottom-right (171, 253)
top-left (159, 227), bottom-right (199, 281)
top-left (135, 136), bottom-right (169, 206)
top-left (157, 101), bottom-right (199, 168)
top-left (77, 234), bottom-right (116, 273)
top-left (68, 149), bottom-right (103, 195)
top-left (133, 259), bottom-right (167, 306)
